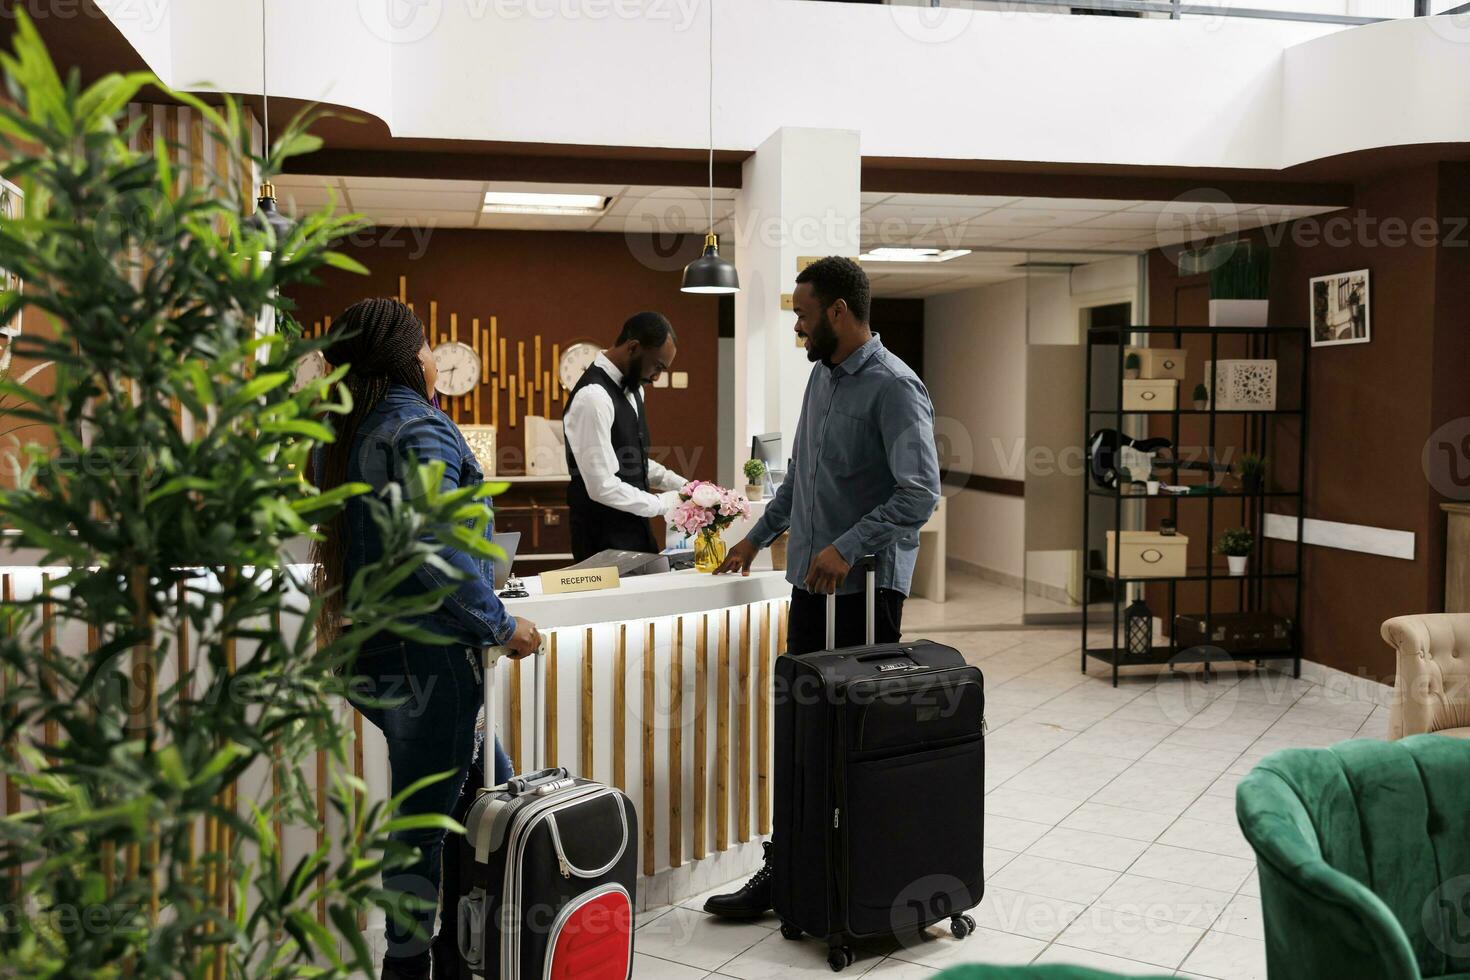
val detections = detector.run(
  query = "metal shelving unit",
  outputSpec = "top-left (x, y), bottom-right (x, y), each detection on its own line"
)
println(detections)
top-left (1081, 324), bottom-right (1310, 687)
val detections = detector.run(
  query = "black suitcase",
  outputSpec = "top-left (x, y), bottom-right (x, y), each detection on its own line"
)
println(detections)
top-left (771, 560), bottom-right (986, 971)
top-left (433, 643), bottom-right (638, 980)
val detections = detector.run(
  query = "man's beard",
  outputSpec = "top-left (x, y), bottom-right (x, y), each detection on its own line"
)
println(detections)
top-left (805, 312), bottom-right (839, 364)
top-left (624, 353), bottom-right (648, 390)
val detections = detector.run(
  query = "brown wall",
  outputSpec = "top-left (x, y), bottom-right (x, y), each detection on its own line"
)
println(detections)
top-left (289, 228), bottom-right (721, 480)
top-left (1148, 162), bottom-right (1470, 681)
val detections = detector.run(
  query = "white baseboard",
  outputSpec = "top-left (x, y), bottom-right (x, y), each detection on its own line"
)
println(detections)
top-left (1262, 656), bottom-right (1394, 709)
top-left (945, 557), bottom-right (1072, 606)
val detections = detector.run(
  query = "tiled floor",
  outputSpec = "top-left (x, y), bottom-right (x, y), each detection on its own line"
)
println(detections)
top-left (634, 571), bottom-right (1387, 979)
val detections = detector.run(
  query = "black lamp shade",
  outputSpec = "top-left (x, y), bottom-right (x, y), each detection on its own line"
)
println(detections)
top-left (681, 234), bottom-right (739, 294)
top-left (246, 182), bottom-right (295, 246)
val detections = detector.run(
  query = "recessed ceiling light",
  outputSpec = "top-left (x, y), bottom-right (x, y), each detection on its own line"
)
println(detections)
top-left (858, 247), bottom-right (971, 263)
top-left (482, 191), bottom-right (610, 215)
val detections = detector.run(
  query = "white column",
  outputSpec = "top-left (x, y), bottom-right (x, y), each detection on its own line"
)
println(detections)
top-left (732, 128), bottom-right (862, 478)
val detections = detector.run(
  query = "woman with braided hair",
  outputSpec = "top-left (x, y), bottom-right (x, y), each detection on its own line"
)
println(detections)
top-left (310, 297), bottom-right (540, 980)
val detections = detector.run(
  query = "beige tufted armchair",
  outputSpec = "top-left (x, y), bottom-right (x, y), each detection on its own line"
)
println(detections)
top-left (1382, 614), bottom-right (1470, 739)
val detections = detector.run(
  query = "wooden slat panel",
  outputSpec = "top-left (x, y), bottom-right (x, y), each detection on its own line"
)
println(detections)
top-left (1, 575), bottom-right (13, 831)
top-left (642, 622), bottom-right (655, 877)
top-left (546, 632), bottom-right (559, 767)
top-left (509, 376), bottom-right (518, 428)
top-left (693, 614), bottom-right (708, 860)
top-left (757, 604), bottom-right (772, 835)
top-left (668, 617), bottom-right (683, 869)
top-left (613, 625), bottom-right (626, 791)
top-left (398, 274), bottom-right (407, 304)
top-left (551, 343), bottom-right (561, 398)
top-left (429, 300), bottom-right (439, 347)
top-left (715, 610), bottom-right (730, 853)
top-left (737, 605), bottom-right (751, 843)
top-left (41, 574), bottom-right (55, 748)
top-left (509, 658), bottom-right (523, 772)
top-left (517, 341), bottom-right (526, 399)
top-left (580, 629), bottom-right (594, 778)
top-left (499, 338), bottom-right (508, 391)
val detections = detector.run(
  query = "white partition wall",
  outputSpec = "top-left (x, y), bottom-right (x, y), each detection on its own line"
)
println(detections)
top-left (733, 127), bottom-right (862, 477)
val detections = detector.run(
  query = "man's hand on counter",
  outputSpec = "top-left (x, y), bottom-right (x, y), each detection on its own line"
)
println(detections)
top-left (506, 617), bottom-right (542, 658)
top-left (714, 539), bottom-right (759, 577)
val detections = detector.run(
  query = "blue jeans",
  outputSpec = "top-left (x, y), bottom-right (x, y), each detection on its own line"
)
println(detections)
top-left (347, 638), bottom-right (514, 968)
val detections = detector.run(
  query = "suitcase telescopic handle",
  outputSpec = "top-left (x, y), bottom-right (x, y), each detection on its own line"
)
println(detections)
top-left (482, 637), bottom-right (550, 792)
top-left (824, 555), bottom-right (878, 651)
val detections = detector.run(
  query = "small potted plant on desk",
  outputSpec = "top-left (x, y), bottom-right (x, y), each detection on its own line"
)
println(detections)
top-left (1217, 526), bottom-right (1255, 577)
top-left (744, 457), bottom-right (767, 501)
top-left (1236, 453), bottom-right (1267, 494)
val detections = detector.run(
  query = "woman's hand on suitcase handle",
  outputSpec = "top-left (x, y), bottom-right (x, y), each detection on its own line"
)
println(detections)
top-left (803, 545), bottom-right (851, 595)
top-left (506, 616), bottom-right (541, 658)
top-left (714, 538), bottom-right (759, 577)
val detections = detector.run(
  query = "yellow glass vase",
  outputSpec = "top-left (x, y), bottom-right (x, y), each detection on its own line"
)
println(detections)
top-left (694, 529), bottom-right (727, 573)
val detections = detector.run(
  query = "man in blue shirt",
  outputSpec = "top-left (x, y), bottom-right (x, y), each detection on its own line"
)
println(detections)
top-left (705, 255), bottom-right (941, 919)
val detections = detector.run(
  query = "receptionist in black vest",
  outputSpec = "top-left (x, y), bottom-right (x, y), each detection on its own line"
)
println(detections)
top-left (563, 312), bottom-right (688, 561)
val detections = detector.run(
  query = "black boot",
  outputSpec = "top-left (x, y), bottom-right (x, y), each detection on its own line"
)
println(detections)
top-left (703, 841), bottom-right (774, 919)
top-left (381, 957), bottom-right (430, 980)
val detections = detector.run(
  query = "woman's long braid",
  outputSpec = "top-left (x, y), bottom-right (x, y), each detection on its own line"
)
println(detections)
top-left (310, 297), bottom-right (433, 639)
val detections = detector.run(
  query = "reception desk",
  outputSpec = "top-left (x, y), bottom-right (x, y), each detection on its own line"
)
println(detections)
top-left (0, 553), bottom-right (792, 911)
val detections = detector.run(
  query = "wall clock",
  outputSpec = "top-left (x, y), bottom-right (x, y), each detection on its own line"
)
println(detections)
top-left (432, 340), bottom-right (481, 397)
top-left (558, 341), bottom-right (601, 393)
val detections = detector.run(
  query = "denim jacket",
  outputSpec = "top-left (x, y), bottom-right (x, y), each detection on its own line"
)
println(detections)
top-left (332, 384), bottom-right (517, 646)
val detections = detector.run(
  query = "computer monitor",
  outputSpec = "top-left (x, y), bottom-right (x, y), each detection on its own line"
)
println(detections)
top-left (751, 432), bottom-right (782, 468)
top-left (750, 432), bottom-right (783, 493)
top-left (492, 531), bottom-right (521, 589)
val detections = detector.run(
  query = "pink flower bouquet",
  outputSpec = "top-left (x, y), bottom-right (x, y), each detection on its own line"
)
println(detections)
top-left (669, 480), bottom-right (750, 539)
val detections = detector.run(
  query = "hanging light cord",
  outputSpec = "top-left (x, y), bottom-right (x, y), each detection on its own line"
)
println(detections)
top-left (261, 0), bottom-right (270, 162)
top-left (707, 0), bottom-right (714, 238)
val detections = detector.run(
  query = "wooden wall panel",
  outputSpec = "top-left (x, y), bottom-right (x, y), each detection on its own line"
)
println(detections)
top-left (288, 230), bottom-right (720, 478)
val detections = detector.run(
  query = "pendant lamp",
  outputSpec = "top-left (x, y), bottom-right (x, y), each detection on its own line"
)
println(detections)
top-left (681, 0), bottom-right (738, 295)
top-left (245, 0), bottom-right (294, 246)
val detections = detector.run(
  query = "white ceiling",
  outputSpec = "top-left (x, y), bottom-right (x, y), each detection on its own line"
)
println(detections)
top-left (272, 175), bottom-right (1342, 298)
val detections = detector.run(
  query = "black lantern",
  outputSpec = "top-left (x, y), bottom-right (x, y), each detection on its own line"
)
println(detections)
top-left (680, 0), bottom-right (738, 295)
top-left (1125, 599), bottom-right (1153, 658)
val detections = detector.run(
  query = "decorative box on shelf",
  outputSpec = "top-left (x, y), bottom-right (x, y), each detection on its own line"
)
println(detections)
top-left (1124, 346), bottom-right (1188, 380)
top-left (1204, 359), bottom-right (1278, 411)
top-left (1123, 378), bottom-right (1177, 411)
top-left (524, 415), bottom-right (568, 476)
top-left (1105, 530), bottom-right (1190, 578)
top-left (458, 424), bottom-right (497, 476)
top-left (1173, 612), bottom-right (1293, 653)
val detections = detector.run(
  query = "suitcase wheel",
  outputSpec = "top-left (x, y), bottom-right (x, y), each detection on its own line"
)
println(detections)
top-left (826, 945), bottom-right (853, 972)
top-left (780, 922), bottom-right (803, 941)
top-left (950, 914), bottom-right (976, 940)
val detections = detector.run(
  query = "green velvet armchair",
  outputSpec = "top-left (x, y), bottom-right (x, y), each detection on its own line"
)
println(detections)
top-left (1236, 735), bottom-right (1470, 980)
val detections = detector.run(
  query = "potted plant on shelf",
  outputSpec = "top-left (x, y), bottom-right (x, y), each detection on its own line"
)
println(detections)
top-left (744, 457), bottom-right (767, 500)
top-left (1236, 453), bottom-right (1267, 493)
top-left (670, 480), bottom-right (751, 572)
top-left (1216, 527), bottom-right (1255, 576)
top-left (1124, 352), bottom-right (1141, 380)
top-left (1193, 382), bottom-right (1211, 411)
top-left (1207, 242), bottom-right (1271, 327)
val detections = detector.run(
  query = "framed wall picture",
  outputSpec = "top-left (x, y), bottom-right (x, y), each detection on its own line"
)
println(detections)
top-left (1310, 269), bottom-right (1370, 347)
top-left (0, 176), bottom-right (21, 338)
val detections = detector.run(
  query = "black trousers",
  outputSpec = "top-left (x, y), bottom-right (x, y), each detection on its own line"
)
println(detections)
top-left (784, 586), bottom-right (905, 655)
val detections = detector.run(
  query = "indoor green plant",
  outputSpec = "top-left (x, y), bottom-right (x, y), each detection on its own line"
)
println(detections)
top-left (0, 15), bottom-right (503, 976)
top-left (1123, 351), bottom-right (1141, 380)
top-left (1236, 453), bottom-right (1267, 493)
top-left (1207, 242), bottom-right (1271, 326)
top-left (743, 457), bottom-right (767, 500)
top-left (1193, 382), bottom-right (1210, 411)
top-left (1216, 526), bottom-right (1255, 576)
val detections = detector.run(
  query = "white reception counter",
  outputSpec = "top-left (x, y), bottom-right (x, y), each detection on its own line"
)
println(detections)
top-left (0, 553), bottom-right (793, 909)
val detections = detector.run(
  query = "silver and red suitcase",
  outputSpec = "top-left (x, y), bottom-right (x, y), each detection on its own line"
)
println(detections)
top-left (435, 642), bottom-right (638, 980)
